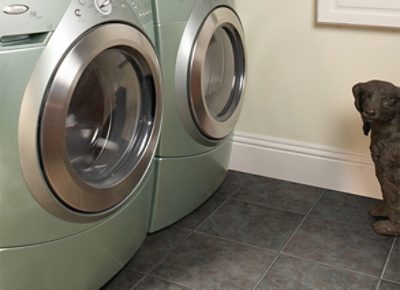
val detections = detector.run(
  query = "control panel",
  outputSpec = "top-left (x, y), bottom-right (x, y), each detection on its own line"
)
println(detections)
top-left (0, 1), bottom-right (70, 46)
top-left (126, 0), bottom-right (153, 26)
top-left (0, 0), bottom-right (153, 48)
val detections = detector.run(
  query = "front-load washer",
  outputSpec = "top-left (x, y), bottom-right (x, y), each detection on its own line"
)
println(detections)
top-left (0, 0), bottom-right (162, 289)
top-left (149, 0), bottom-right (246, 232)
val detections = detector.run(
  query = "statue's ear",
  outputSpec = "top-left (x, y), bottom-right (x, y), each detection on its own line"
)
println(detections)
top-left (363, 122), bottom-right (371, 136)
top-left (353, 82), bottom-right (370, 135)
top-left (352, 83), bottom-right (365, 113)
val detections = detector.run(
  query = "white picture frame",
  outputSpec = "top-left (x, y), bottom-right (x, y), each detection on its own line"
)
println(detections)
top-left (317, 0), bottom-right (400, 28)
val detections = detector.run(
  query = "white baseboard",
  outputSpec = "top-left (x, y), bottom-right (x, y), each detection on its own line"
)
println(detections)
top-left (229, 131), bottom-right (381, 199)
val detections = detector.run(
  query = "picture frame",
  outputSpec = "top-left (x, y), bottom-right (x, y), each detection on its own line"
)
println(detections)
top-left (317, 0), bottom-right (400, 28)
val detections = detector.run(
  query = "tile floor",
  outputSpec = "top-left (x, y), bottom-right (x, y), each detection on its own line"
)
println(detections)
top-left (102, 171), bottom-right (400, 290)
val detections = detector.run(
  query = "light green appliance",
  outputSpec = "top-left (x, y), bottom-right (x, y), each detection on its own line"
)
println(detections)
top-left (0, 0), bottom-right (162, 289)
top-left (149, 0), bottom-right (246, 232)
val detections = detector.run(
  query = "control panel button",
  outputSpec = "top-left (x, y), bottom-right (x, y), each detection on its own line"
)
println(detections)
top-left (94, 0), bottom-right (112, 15)
top-left (3, 4), bottom-right (29, 15)
top-left (75, 9), bottom-right (82, 16)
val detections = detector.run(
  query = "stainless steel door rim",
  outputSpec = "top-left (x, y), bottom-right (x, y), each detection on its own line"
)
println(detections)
top-left (19, 23), bottom-right (162, 220)
top-left (176, 6), bottom-right (246, 144)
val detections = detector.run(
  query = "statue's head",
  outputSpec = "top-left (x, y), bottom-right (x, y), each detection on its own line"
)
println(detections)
top-left (352, 80), bottom-right (400, 135)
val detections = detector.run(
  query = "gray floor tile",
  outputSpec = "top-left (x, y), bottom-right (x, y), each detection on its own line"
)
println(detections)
top-left (197, 199), bottom-right (303, 251)
top-left (101, 269), bottom-right (143, 290)
top-left (234, 178), bottom-right (323, 214)
top-left (309, 190), bottom-right (380, 227)
top-left (256, 254), bottom-right (378, 290)
top-left (235, 171), bottom-right (276, 185)
top-left (127, 227), bottom-right (191, 273)
top-left (152, 232), bottom-right (275, 290)
top-left (379, 280), bottom-right (400, 290)
top-left (383, 238), bottom-right (400, 283)
top-left (173, 171), bottom-right (243, 230)
top-left (218, 170), bottom-right (248, 195)
top-left (232, 172), bottom-right (276, 195)
top-left (283, 216), bottom-right (393, 276)
top-left (135, 276), bottom-right (191, 290)
top-left (102, 172), bottom-right (395, 289)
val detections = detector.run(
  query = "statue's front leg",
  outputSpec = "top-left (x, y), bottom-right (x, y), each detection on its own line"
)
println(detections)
top-left (373, 219), bottom-right (400, 236)
top-left (369, 202), bottom-right (389, 218)
top-left (373, 186), bottom-right (400, 236)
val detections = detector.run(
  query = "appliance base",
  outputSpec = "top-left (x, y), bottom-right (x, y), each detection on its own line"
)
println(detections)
top-left (149, 141), bottom-right (232, 232)
top-left (0, 173), bottom-right (153, 290)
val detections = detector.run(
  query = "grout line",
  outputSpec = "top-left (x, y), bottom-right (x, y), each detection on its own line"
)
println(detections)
top-left (135, 274), bottom-right (195, 290)
top-left (129, 174), bottom-right (247, 289)
top-left (192, 230), bottom-right (278, 254)
top-left (130, 273), bottom-right (148, 290)
top-left (231, 196), bottom-right (316, 216)
top-left (197, 171), bottom-right (323, 228)
top-left (232, 193), bottom-right (383, 231)
top-left (130, 177), bottom-right (245, 289)
top-left (378, 278), bottom-right (400, 286)
top-left (376, 236), bottom-right (398, 290)
top-left (172, 184), bottom-right (240, 232)
top-left (130, 233), bottom-right (193, 289)
top-left (306, 216), bottom-right (384, 231)
top-left (250, 251), bottom-right (280, 290)
top-left (282, 252), bottom-right (380, 280)
top-left (192, 191), bottom-right (238, 232)
top-left (279, 189), bottom-right (325, 253)
top-left (129, 229), bottom-right (193, 286)
top-left (252, 189), bottom-right (326, 290)
top-left (125, 173), bottom-right (386, 289)
top-left (129, 228), bottom-right (197, 289)
top-left (188, 171), bottom-right (251, 232)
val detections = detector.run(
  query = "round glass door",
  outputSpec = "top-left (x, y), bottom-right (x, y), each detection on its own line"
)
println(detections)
top-left (65, 48), bottom-right (152, 187)
top-left (38, 24), bottom-right (162, 214)
top-left (202, 26), bottom-right (236, 120)
top-left (189, 7), bottom-right (245, 140)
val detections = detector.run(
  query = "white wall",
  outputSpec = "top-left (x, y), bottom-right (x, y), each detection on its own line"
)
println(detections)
top-left (231, 0), bottom-right (400, 198)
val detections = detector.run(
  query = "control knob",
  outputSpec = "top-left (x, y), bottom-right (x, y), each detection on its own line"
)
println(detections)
top-left (94, 0), bottom-right (112, 15)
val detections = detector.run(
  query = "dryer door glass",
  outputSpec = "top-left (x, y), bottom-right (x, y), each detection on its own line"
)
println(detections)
top-left (37, 24), bottom-right (162, 215)
top-left (65, 48), bottom-right (152, 186)
top-left (203, 26), bottom-right (236, 121)
top-left (189, 7), bottom-right (245, 140)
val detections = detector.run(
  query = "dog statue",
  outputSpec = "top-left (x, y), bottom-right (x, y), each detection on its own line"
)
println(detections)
top-left (352, 80), bottom-right (400, 235)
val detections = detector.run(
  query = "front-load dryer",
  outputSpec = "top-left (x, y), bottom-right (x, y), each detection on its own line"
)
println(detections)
top-left (149, 0), bottom-right (246, 232)
top-left (0, 0), bottom-right (162, 289)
